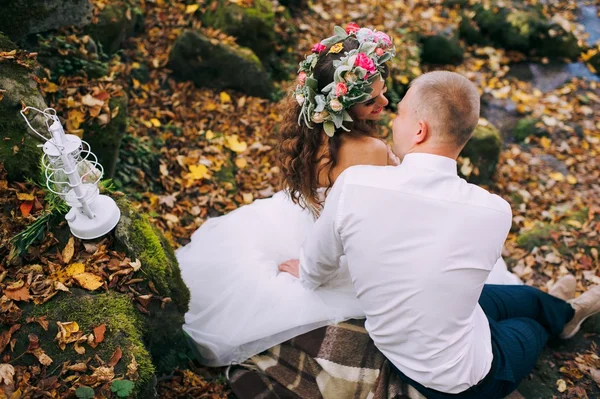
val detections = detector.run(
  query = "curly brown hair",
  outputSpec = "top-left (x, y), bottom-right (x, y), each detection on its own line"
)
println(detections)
top-left (278, 38), bottom-right (390, 214)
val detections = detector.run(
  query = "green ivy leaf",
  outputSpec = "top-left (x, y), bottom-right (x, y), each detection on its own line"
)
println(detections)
top-left (110, 380), bottom-right (135, 398)
top-left (75, 386), bottom-right (95, 399)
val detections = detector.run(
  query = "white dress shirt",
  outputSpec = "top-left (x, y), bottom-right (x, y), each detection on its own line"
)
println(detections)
top-left (299, 153), bottom-right (512, 393)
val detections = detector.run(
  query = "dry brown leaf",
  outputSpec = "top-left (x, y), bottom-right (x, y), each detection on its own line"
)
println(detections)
top-left (0, 324), bottom-right (20, 354)
top-left (94, 324), bottom-right (106, 345)
top-left (31, 348), bottom-right (53, 366)
top-left (67, 362), bottom-right (88, 372)
top-left (73, 272), bottom-right (103, 291)
top-left (4, 287), bottom-right (30, 302)
top-left (91, 366), bottom-right (114, 383)
top-left (0, 363), bottom-right (14, 386)
top-left (55, 321), bottom-right (82, 350)
top-left (107, 347), bottom-right (123, 367)
top-left (73, 341), bottom-right (86, 355)
top-left (126, 355), bottom-right (139, 381)
top-left (26, 316), bottom-right (49, 331)
top-left (62, 237), bottom-right (75, 264)
top-left (16, 192), bottom-right (34, 201)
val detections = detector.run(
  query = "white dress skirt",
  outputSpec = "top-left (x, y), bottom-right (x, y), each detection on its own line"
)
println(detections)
top-left (178, 190), bottom-right (521, 366)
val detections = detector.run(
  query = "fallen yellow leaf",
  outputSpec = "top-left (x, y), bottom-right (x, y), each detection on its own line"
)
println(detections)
top-left (556, 379), bottom-right (567, 393)
top-left (235, 158), bottom-right (248, 168)
top-left (539, 136), bottom-right (551, 150)
top-left (150, 118), bottom-right (161, 127)
top-left (16, 192), bottom-right (34, 201)
top-left (226, 135), bottom-right (248, 153)
top-left (566, 175), bottom-right (577, 185)
top-left (185, 4), bottom-right (199, 13)
top-left (188, 164), bottom-right (209, 180)
top-left (206, 130), bottom-right (215, 140)
top-left (66, 263), bottom-right (85, 277)
top-left (62, 237), bottom-right (75, 264)
top-left (242, 193), bottom-right (253, 204)
top-left (73, 272), bottom-right (103, 291)
top-left (220, 91), bottom-right (232, 103)
top-left (549, 172), bottom-right (564, 182)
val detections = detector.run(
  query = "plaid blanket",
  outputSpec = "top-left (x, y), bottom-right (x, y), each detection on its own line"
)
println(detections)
top-left (228, 319), bottom-right (426, 399)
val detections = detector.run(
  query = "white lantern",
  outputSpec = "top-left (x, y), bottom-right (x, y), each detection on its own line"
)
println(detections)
top-left (21, 106), bottom-right (120, 239)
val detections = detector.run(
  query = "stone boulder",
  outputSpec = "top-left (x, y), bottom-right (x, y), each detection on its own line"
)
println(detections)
top-left (82, 94), bottom-right (128, 179)
top-left (0, 33), bottom-right (45, 182)
top-left (459, 122), bottom-right (502, 184)
top-left (113, 198), bottom-right (191, 372)
top-left (168, 30), bottom-right (274, 98)
top-left (463, 3), bottom-right (582, 59)
top-left (0, 0), bottom-right (93, 40)
top-left (86, 1), bottom-right (145, 55)
top-left (6, 289), bottom-right (156, 398)
top-left (420, 31), bottom-right (464, 65)
top-left (201, 0), bottom-right (275, 59)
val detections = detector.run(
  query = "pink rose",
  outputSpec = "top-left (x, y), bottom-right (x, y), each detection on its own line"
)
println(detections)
top-left (335, 82), bottom-right (348, 97)
top-left (345, 22), bottom-right (360, 34)
top-left (298, 72), bottom-right (307, 86)
top-left (354, 53), bottom-right (376, 75)
top-left (375, 48), bottom-right (385, 56)
top-left (373, 31), bottom-right (392, 46)
top-left (311, 43), bottom-right (326, 53)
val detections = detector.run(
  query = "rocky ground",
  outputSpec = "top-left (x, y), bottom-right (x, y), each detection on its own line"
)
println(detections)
top-left (1, 0), bottom-right (600, 398)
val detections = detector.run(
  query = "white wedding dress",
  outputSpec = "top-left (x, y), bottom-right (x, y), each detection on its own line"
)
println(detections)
top-left (178, 189), bottom-right (522, 367)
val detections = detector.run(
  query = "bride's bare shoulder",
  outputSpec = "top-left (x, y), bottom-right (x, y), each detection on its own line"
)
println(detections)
top-left (339, 136), bottom-right (388, 167)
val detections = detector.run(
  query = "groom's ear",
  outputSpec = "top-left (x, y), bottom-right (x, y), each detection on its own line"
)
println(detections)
top-left (414, 120), bottom-right (428, 144)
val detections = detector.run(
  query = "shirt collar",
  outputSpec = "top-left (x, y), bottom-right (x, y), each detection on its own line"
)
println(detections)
top-left (400, 153), bottom-right (458, 176)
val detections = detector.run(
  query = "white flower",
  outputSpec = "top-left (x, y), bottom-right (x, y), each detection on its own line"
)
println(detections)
top-left (296, 93), bottom-right (305, 106)
top-left (312, 112), bottom-right (325, 123)
top-left (329, 98), bottom-right (343, 112)
top-left (356, 28), bottom-right (374, 43)
top-left (347, 54), bottom-right (357, 67)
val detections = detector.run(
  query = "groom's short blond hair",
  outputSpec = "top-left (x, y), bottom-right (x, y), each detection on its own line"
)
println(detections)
top-left (409, 71), bottom-right (480, 147)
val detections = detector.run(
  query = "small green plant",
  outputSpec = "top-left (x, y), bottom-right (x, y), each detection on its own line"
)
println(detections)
top-left (75, 386), bottom-right (95, 399)
top-left (110, 380), bottom-right (135, 398)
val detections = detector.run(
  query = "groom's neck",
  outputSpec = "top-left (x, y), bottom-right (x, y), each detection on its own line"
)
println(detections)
top-left (405, 144), bottom-right (461, 161)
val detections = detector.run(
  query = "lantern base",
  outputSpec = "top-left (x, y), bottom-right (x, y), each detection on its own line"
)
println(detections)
top-left (64, 194), bottom-right (121, 240)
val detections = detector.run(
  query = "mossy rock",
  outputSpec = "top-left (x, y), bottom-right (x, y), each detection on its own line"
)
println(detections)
top-left (201, 0), bottom-right (275, 59)
top-left (168, 30), bottom-right (274, 98)
top-left (466, 3), bottom-right (582, 59)
top-left (86, 1), bottom-right (144, 55)
top-left (278, 0), bottom-right (309, 14)
top-left (114, 134), bottom-right (160, 194)
top-left (82, 95), bottom-right (128, 179)
top-left (459, 15), bottom-right (490, 46)
top-left (0, 56), bottom-right (46, 182)
top-left (513, 118), bottom-right (547, 142)
top-left (0, 31), bottom-right (18, 51)
top-left (4, 289), bottom-right (156, 398)
top-left (460, 123), bottom-right (502, 184)
top-left (589, 52), bottom-right (600, 76)
top-left (113, 199), bottom-right (190, 314)
top-left (420, 33), bottom-right (464, 65)
top-left (0, 0), bottom-right (93, 40)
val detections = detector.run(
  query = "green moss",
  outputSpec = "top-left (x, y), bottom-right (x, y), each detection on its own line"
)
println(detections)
top-left (516, 224), bottom-right (554, 250)
top-left (82, 95), bottom-right (128, 179)
top-left (168, 30), bottom-right (274, 98)
top-left (534, 24), bottom-right (581, 59)
top-left (0, 62), bottom-right (45, 182)
top-left (114, 199), bottom-right (190, 313)
top-left (214, 158), bottom-right (238, 192)
top-left (516, 209), bottom-right (591, 252)
top-left (459, 16), bottom-right (490, 46)
top-left (420, 33), bottom-right (464, 65)
top-left (460, 124), bottom-right (502, 184)
top-left (513, 118), bottom-right (546, 142)
top-left (0, 31), bottom-right (17, 51)
top-left (202, 0), bottom-right (275, 59)
top-left (6, 290), bottom-right (155, 397)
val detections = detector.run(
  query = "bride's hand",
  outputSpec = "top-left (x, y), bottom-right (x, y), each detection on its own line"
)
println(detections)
top-left (278, 259), bottom-right (300, 278)
top-left (387, 145), bottom-right (400, 166)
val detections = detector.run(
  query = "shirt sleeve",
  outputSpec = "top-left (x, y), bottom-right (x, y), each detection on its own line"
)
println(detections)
top-left (299, 174), bottom-right (346, 291)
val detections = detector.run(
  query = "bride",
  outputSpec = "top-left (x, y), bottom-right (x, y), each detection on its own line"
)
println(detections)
top-left (177, 24), bottom-right (520, 367)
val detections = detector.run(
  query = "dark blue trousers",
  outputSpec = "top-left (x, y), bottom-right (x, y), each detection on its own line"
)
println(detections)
top-left (393, 285), bottom-right (575, 399)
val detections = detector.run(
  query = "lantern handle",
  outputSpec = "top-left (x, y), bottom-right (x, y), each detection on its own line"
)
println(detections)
top-left (20, 106), bottom-right (64, 152)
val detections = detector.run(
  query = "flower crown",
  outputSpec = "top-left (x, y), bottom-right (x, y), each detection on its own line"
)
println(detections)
top-left (293, 23), bottom-right (396, 136)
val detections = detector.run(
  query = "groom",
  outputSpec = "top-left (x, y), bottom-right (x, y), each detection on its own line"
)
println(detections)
top-left (279, 71), bottom-right (600, 398)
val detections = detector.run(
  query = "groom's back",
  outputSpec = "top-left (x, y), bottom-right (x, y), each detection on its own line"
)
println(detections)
top-left (338, 154), bottom-right (511, 393)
